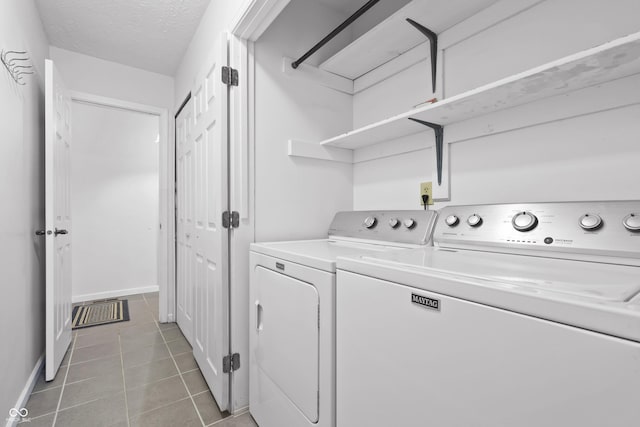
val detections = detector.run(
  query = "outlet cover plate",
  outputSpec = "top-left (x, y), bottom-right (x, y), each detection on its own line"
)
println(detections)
top-left (420, 181), bottom-right (434, 206)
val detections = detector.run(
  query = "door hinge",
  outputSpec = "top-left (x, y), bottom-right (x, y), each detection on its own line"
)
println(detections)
top-left (223, 353), bottom-right (240, 373)
top-left (222, 211), bottom-right (240, 229)
top-left (221, 66), bottom-right (239, 86)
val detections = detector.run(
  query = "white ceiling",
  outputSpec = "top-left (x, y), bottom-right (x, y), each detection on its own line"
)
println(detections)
top-left (35, 0), bottom-right (212, 76)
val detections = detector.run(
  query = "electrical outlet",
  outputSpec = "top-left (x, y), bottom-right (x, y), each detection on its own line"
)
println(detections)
top-left (420, 181), bottom-right (434, 206)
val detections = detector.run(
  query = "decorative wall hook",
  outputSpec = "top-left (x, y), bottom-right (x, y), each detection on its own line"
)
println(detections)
top-left (1, 50), bottom-right (34, 85)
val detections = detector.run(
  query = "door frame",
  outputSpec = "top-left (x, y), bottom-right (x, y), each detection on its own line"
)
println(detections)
top-left (69, 91), bottom-right (174, 322)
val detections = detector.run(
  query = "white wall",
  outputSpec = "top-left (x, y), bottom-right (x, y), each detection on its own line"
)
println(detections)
top-left (254, 0), bottom-right (354, 242)
top-left (50, 46), bottom-right (174, 109)
top-left (353, 0), bottom-right (640, 209)
top-left (174, 0), bottom-right (251, 106)
top-left (0, 0), bottom-right (49, 417)
top-left (71, 102), bottom-right (159, 302)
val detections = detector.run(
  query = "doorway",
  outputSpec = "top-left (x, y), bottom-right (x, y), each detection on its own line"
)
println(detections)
top-left (68, 91), bottom-right (172, 322)
top-left (70, 101), bottom-right (160, 302)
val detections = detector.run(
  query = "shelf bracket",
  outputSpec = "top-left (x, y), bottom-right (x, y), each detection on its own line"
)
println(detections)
top-left (408, 118), bottom-right (444, 186)
top-left (406, 18), bottom-right (438, 94)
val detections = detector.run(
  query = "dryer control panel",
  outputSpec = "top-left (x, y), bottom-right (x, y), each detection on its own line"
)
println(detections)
top-left (434, 201), bottom-right (640, 263)
top-left (329, 210), bottom-right (438, 246)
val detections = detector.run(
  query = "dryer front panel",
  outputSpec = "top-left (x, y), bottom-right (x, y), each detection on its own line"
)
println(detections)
top-left (254, 266), bottom-right (320, 423)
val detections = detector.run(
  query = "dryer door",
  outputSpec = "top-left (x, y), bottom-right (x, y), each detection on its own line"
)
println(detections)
top-left (254, 266), bottom-right (320, 422)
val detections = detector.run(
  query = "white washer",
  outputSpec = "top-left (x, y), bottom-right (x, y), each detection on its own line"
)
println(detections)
top-left (249, 210), bottom-right (438, 427)
top-left (336, 201), bottom-right (640, 427)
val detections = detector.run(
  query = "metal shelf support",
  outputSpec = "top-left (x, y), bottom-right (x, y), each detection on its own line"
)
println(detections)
top-left (408, 118), bottom-right (444, 185)
top-left (406, 18), bottom-right (438, 93)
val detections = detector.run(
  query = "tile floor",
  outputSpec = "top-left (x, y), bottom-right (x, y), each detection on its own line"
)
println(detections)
top-left (21, 292), bottom-right (258, 427)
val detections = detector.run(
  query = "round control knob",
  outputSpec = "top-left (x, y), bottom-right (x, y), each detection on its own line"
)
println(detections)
top-left (445, 215), bottom-right (459, 227)
top-left (623, 213), bottom-right (640, 232)
top-left (579, 214), bottom-right (603, 231)
top-left (403, 218), bottom-right (416, 229)
top-left (467, 214), bottom-right (483, 227)
top-left (363, 216), bottom-right (377, 229)
top-left (388, 218), bottom-right (400, 229)
top-left (512, 211), bottom-right (538, 232)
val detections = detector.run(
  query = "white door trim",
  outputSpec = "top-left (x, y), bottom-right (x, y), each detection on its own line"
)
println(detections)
top-left (69, 90), bottom-right (175, 323)
top-left (230, 0), bottom-right (291, 42)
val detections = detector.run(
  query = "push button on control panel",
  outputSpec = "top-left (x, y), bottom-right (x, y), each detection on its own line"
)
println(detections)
top-left (388, 218), bottom-right (399, 228)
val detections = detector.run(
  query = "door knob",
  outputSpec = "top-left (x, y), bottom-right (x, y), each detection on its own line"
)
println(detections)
top-left (35, 230), bottom-right (46, 236)
top-left (54, 228), bottom-right (68, 236)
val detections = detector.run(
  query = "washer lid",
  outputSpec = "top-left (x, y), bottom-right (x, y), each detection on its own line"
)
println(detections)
top-left (356, 247), bottom-right (640, 302)
top-left (250, 239), bottom-right (404, 272)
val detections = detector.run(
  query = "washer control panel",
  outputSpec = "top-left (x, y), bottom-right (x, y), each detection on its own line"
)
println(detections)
top-left (435, 201), bottom-right (640, 261)
top-left (329, 210), bottom-right (438, 246)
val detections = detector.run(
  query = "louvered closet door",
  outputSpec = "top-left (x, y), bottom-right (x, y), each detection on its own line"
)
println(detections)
top-left (191, 34), bottom-right (231, 411)
top-left (176, 96), bottom-right (195, 345)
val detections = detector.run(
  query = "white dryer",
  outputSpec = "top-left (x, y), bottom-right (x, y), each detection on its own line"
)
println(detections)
top-left (249, 210), bottom-right (438, 427)
top-left (336, 201), bottom-right (640, 427)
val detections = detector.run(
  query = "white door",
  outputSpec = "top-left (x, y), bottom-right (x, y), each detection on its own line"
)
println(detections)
top-left (254, 267), bottom-right (320, 422)
top-left (45, 59), bottom-right (73, 381)
top-left (176, 96), bottom-right (195, 345)
top-left (191, 34), bottom-right (231, 410)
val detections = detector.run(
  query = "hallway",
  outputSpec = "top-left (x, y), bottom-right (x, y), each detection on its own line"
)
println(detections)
top-left (21, 293), bottom-right (257, 427)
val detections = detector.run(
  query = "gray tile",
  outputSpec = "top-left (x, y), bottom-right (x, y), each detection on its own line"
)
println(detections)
top-left (160, 327), bottom-right (184, 342)
top-left (59, 372), bottom-right (124, 409)
top-left (66, 354), bottom-right (122, 384)
top-left (74, 330), bottom-right (119, 349)
top-left (124, 357), bottom-right (178, 389)
top-left (166, 336), bottom-right (191, 356)
top-left (119, 321), bottom-right (159, 337)
top-left (33, 365), bottom-right (67, 392)
top-left (173, 352), bottom-right (198, 373)
top-left (24, 386), bottom-right (61, 418)
top-left (122, 343), bottom-right (171, 369)
top-left (17, 412), bottom-right (55, 426)
top-left (128, 299), bottom-right (152, 310)
top-left (126, 375), bottom-right (189, 417)
top-left (60, 346), bottom-right (72, 366)
top-left (157, 322), bottom-right (178, 332)
top-left (213, 412), bottom-right (258, 427)
top-left (74, 322), bottom-right (119, 337)
top-left (55, 392), bottom-right (128, 427)
top-left (193, 391), bottom-right (226, 425)
top-left (120, 331), bottom-right (165, 353)
top-left (71, 342), bottom-right (120, 364)
top-left (130, 397), bottom-right (201, 427)
top-left (183, 370), bottom-right (208, 395)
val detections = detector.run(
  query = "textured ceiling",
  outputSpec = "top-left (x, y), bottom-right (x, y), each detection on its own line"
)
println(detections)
top-left (35, 0), bottom-right (211, 75)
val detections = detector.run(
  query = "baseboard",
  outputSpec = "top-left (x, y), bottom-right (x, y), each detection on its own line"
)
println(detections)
top-left (5, 354), bottom-right (44, 427)
top-left (72, 285), bottom-right (159, 303)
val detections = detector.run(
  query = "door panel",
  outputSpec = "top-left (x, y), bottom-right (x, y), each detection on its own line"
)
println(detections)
top-left (176, 96), bottom-right (195, 344)
top-left (255, 267), bottom-right (320, 422)
top-left (191, 34), bottom-right (230, 411)
top-left (45, 59), bottom-right (73, 381)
